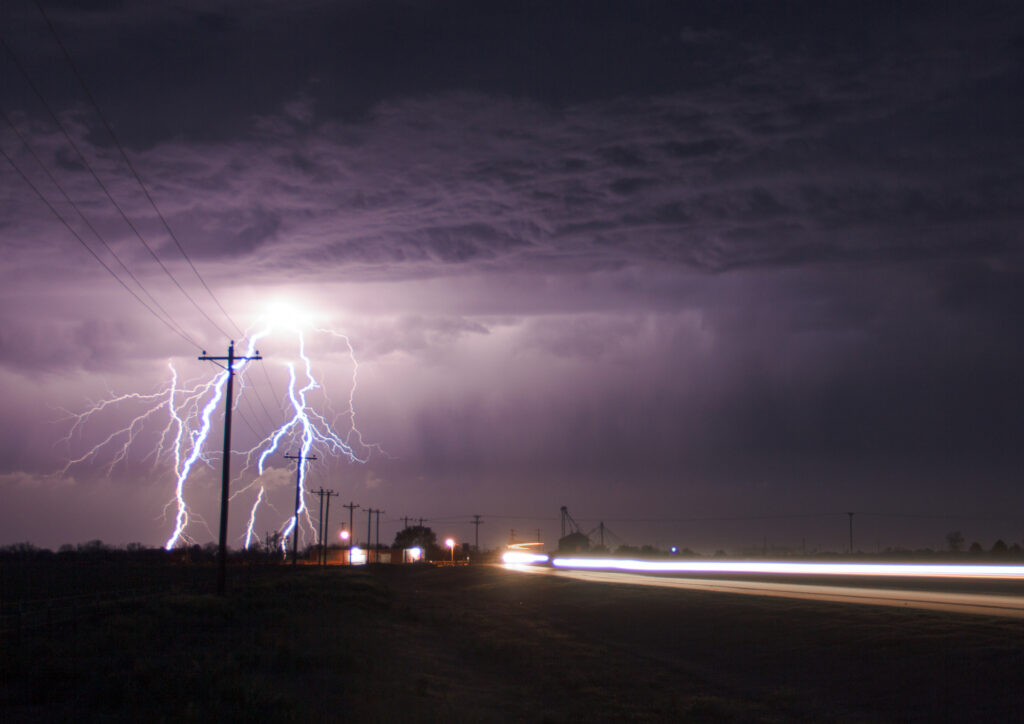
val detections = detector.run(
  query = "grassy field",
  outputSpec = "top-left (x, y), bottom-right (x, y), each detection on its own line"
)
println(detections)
top-left (3, 563), bottom-right (1024, 722)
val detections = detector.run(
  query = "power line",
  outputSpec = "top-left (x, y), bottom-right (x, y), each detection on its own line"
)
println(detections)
top-left (30, 0), bottom-right (244, 340)
top-left (5, 20), bottom-right (295, 437)
top-left (237, 359), bottom-right (285, 431)
top-left (0, 29), bottom-right (233, 343)
top-left (0, 144), bottom-right (203, 351)
top-left (0, 109), bottom-right (202, 350)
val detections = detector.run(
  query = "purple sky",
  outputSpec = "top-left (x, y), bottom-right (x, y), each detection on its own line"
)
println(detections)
top-left (1, 1), bottom-right (1023, 553)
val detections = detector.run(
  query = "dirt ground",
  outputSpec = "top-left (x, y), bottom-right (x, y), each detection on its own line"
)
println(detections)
top-left (4, 563), bottom-right (1024, 722)
top-left (361, 564), bottom-right (1024, 722)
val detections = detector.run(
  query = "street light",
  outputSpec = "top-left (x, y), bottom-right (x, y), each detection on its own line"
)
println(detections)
top-left (339, 529), bottom-right (350, 565)
top-left (445, 538), bottom-right (455, 563)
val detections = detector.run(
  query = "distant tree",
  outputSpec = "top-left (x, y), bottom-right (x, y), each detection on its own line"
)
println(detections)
top-left (0, 542), bottom-right (49, 559)
top-left (126, 542), bottom-right (146, 553)
top-left (77, 539), bottom-right (108, 554)
top-left (1010, 543), bottom-right (1022, 557)
top-left (393, 525), bottom-right (436, 549)
top-left (945, 531), bottom-right (965, 552)
top-left (263, 531), bottom-right (284, 559)
top-left (992, 539), bottom-right (1009, 557)
top-left (393, 525), bottom-right (438, 554)
top-left (968, 541), bottom-right (984, 555)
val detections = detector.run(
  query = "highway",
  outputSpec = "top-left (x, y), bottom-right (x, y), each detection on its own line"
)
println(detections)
top-left (505, 557), bottom-right (1024, 618)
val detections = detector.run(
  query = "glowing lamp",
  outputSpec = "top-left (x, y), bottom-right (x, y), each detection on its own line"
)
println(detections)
top-left (339, 530), bottom-right (350, 541)
top-left (445, 538), bottom-right (455, 562)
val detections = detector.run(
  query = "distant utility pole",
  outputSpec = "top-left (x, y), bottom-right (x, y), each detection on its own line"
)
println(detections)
top-left (375, 509), bottom-right (384, 550)
top-left (200, 340), bottom-right (261, 595)
top-left (847, 512), bottom-right (854, 555)
top-left (343, 501), bottom-right (359, 565)
top-left (284, 452), bottom-right (317, 565)
top-left (402, 516), bottom-right (411, 529)
top-left (471, 514), bottom-right (483, 550)
top-left (314, 488), bottom-right (338, 565)
top-left (322, 489), bottom-right (337, 565)
top-left (367, 508), bottom-right (374, 558)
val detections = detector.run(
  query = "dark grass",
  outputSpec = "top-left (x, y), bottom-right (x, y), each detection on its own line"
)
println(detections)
top-left (4, 563), bottom-right (1024, 722)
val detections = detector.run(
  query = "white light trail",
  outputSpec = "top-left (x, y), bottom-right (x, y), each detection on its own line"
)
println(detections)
top-left (549, 558), bottom-right (1024, 579)
top-left (502, 550), bottom-right (550, 565)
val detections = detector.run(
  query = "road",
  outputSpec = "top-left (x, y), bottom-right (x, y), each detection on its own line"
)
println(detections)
top-left (508, 562), bottom-right (1024, 618)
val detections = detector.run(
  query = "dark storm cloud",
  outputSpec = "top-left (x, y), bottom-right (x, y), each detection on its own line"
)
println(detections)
top-left (3, 1), bottom-right (1021, 280)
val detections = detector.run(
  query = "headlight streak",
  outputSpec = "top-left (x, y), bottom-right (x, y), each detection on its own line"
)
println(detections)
top-left (549, 558), bottom-right (1024, 579)
top-left (502, 551), bottom-right (551, 565)
top-left (59, 313), bottom-right (378, 552)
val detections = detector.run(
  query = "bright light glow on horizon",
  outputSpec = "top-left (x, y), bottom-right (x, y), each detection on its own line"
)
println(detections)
top-left (503, 550), bottom-right (550, 565)
top-left (549, 558), bottom-right (1024, 579)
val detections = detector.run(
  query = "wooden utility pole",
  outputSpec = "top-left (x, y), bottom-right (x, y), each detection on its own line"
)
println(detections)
top-left (314, 488), bottom-right (338, 565)
top-left (375, 508), bottom-right (385, 551)
top-left (343, 501), bottom-right (359, 565)
top-left (367, 507), bottom-right (374, 562)
top-left (284, 452), bottom-right (317, 565)
top-left (471, 514), bottom-right (483, 551)
top-left (199, 340), bottom-right (261, 595)
top-left (322, 489), bottom-right (337, 565)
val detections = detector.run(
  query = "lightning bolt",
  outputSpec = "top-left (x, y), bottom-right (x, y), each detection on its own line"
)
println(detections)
top-left (244, 485), bottom-right (265, 550)
top-left (59, 316), bottom-right (378, 552)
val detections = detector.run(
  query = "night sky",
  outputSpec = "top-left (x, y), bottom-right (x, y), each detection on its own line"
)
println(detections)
top-left (2, 1), bottom-right (1023, 553)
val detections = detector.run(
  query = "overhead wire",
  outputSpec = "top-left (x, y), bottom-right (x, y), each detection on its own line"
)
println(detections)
top-left (6, 4), bottom-right (293, 442)
top-left (32, 0), bottom-right (245, 341)
top-left (25, 3), bottom-right (292, 429)
top-left (5, 8), bottom-right (284, 435)
top-left (0, 31), bottom-right (233, 344)
top-left (0, 143), bottom-right (204, 351)
top-left (0, 109), bottom-right (202, 350)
